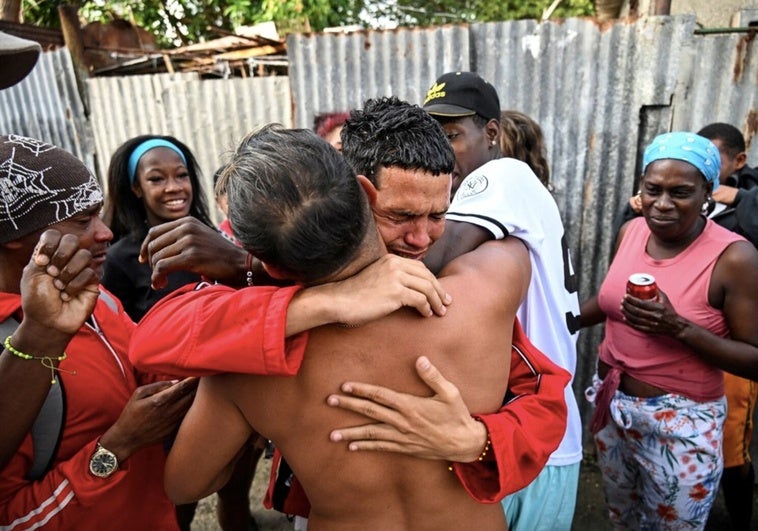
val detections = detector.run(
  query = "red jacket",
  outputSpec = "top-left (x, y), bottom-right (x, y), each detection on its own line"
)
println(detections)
top-left (0, 289), bottom-right (178, 531)
top-left (130, 284), bottom-right (569, 505)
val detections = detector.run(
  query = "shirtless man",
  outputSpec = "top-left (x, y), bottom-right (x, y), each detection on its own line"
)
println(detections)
top-left (164, 125), bottom-right (530, 530)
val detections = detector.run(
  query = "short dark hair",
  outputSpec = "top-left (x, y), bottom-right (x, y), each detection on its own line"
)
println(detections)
top-left (222, 124), bottom-right (371, 284)
top-left (697, 123), bottom-right (746, 158)
top-left (104, 134), bottom-right (213, 241)
top-left (341, 96), bottom-right (455, 187)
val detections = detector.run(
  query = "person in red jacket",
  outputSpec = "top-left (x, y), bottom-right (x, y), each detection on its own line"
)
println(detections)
top-left (163, 123), bottom-right (535, 530)
top-left (0, 134), bottom-right (197, 530)
top-left (0, 133), bottom-right (449, 531)
top-left (131, 98), bottom-right (570, 510)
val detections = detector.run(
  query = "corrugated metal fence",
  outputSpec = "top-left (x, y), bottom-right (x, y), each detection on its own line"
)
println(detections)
top-left (287, 14), bottom-right (757, 441)
top-left (1, 14), bottom-right (756, 442)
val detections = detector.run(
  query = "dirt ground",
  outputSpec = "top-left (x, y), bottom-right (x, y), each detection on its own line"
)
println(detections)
top-left (191, 453), bottom-right (757, 530)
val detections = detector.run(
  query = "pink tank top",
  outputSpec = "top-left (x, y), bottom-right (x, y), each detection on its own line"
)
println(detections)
top-left (597, 217), bottom-right (743, 401)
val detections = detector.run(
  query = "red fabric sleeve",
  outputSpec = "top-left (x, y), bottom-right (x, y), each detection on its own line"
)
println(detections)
top-left (128, 283), bottom-right (309, 377)
top-left (450, 319), bottom-right (571, 503)
top-left (0, 439), bottom-right (177, 530)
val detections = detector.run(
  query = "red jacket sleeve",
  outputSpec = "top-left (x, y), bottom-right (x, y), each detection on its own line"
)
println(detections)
top-left (128, 283), bottom-right (309, 377)
top-left (450, 319), bottom-right (571, 503)
top-left (0, 439), bottom-right (177, 530)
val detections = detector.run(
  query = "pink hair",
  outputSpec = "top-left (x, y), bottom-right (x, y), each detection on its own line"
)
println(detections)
top-left (314, 112), bottom-right (351, 139)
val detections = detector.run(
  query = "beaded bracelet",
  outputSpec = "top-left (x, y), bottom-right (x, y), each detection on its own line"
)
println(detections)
top-left (3, 335), bottom-right (69, 384)
top-left (448, 426), bottom-right (492, 472)
top-left (245, 252), bottom-right (254, 287)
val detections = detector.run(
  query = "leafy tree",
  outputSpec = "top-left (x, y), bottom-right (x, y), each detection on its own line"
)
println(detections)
top-left (18, 0), bottom-right (594, 47)
top-left (369, 0), bottom-right (595, 27)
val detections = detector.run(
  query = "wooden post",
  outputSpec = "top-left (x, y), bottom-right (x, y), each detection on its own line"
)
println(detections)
top-left (0, 0), bottom-right (22, 21)
top-left (58, 4), bottom-right (90, 113)
top-left (653, 0), bottom-right (671, 15)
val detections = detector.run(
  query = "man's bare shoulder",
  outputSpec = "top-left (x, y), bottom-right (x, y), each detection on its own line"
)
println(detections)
top-left (438, 237), bottom-right (530, 306)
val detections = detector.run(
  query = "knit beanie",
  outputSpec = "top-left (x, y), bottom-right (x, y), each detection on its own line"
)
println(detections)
top-left (0, 134), bottom-right (103, 244)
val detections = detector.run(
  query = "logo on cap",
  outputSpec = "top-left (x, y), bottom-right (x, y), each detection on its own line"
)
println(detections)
top-left (424, 82), bottom-right (446, 106)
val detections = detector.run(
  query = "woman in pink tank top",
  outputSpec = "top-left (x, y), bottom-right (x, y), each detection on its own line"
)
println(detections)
top-left (579, 132), bottom-right (758, 530)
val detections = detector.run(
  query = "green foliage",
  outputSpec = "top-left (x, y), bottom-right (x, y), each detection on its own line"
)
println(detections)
top-left (373, 0), bottom-right (595, 27)
top-left (20, 0), bottom-right (595, 47)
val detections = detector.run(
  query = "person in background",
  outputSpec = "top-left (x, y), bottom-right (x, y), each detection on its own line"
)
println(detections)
top-left (313, 111), bottom-right (350, 152)
top-left (213, 164), bottom-right (238, 246)
top-left (416, 72), bottom-right (582, 531)
top-left (697, 122), bottom-right (758, 531)
top-left (164, 123), bottom-right (530, 530)
top-left (0, 134), bottom-right (196, 530)
top-left (620, 123), bottom-right (758, 529)
top-left (102, 134), bottom-right (214, 323)
top-left (499, 109), bottom-right (553, 191)
top-left (580, 131), bottom-right (758, 529)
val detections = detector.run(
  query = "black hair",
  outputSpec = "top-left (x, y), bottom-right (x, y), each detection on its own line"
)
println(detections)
top-left (221, 124), bottom-right (371, 284)
top-left (697, 123), bottom-right (746, 158)
top-left (103, 134), bottom-right (213, 241)
top-left (341, 96), bottom-right (455, 187)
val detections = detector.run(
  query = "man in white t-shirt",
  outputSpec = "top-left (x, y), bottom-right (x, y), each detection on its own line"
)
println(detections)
top-left (423, 71), bottom-right (582, 531)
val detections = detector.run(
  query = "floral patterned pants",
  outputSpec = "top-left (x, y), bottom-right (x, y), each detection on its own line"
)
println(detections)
top-left (589, 378), bottom-right (726, 530)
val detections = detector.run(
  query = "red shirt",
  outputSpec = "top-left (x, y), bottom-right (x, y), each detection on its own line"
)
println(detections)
top-left (130, 284), bottom-right (569, 506)
top-left (0, 289), bottom-right (178, 531)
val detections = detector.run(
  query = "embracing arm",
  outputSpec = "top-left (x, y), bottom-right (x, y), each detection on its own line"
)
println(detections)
top-left (327, 239), bottom-right (572, 501)
top-left (328, 321), bottom-right (571, 502)
top-left (454, 326), bottom-right (570, 501)
top-left (423, 220), bottom-right (492, 276)
top-left (130, 253), bottom-right (452, 377)
top-left (165, 375), bottom-right (253, 504)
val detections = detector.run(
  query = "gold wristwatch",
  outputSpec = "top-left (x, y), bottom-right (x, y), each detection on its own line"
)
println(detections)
top-left (89, 442), bottom-right (119, 478)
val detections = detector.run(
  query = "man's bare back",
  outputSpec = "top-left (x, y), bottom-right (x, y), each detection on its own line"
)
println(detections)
top-left (182, 239), bottom-right (527, 531)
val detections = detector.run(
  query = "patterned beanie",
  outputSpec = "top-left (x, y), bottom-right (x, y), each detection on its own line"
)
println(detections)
top-left (0, 134), bottom-right (103, 244)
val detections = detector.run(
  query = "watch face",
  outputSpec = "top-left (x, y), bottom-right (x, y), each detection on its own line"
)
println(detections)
top-left (90, 449), bottom-right (118, 477)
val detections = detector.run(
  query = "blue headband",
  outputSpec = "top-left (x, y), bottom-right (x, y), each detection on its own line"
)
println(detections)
top-left (642, 132), bottom-right (720, 191)
top-left (127, 139), bottom-right (187, 184)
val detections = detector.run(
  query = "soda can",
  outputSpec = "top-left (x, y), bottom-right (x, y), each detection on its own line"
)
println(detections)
top-left (627, 273), bottom-right (658, 300)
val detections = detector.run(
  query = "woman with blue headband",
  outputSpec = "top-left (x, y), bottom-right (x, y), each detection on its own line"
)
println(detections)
top-left (579, 132), bottom-right (758, 529)
top-left (102, 135), bottom-right (214, 322)
top-left (102, 136), bottom-right (263, 531)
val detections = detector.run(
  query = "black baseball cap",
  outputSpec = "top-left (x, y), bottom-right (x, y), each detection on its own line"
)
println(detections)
top-left (423, 71), bottom-right (500, 121)
top-left (0, 31), bottom-right (41, 90)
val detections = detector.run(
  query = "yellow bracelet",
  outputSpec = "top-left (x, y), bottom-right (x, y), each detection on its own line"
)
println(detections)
top-left (448, 427), bottom-right (492, 472)
top-left (4, 335), bottom-right (69, 384)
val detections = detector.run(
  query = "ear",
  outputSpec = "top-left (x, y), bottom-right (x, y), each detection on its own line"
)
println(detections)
top-left (356, 175), bottom-right (377, 206)
top-left (132, 181), bottom-right (143, 198)
top-left (734, 151), bottom-right (747, 171)
top-left (485, 119), bottom-right (500, 148)
top-left (705, 181), bottom-right (714, 198)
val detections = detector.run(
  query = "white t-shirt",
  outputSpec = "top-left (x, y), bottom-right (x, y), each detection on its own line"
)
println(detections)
top-left (447, 158), bottom-right (582, 467)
